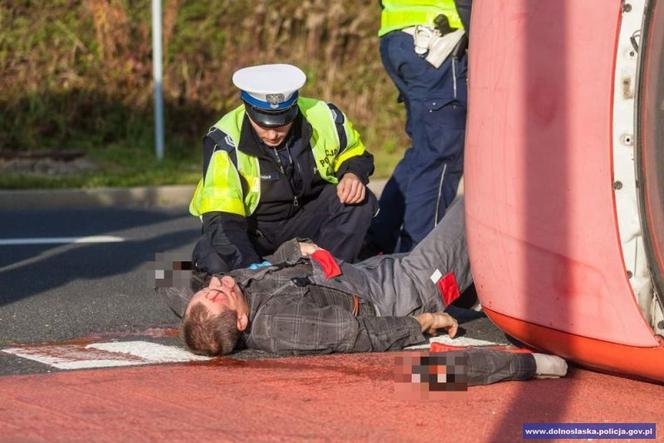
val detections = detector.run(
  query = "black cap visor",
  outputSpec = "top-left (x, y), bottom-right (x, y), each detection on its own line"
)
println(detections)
top-left (245, 104), bottom-right (299, 128)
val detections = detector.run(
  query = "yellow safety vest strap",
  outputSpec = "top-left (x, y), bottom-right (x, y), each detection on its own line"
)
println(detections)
top-left (334, 117), bottom-right (367, 172)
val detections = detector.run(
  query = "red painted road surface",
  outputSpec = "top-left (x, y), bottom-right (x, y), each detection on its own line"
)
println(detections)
top-left (1, 353), bottom-right (662, 442)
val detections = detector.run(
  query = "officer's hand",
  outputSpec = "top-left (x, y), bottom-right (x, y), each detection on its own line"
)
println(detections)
top-left (337, 173), bottom-right (366, 204)
top-left (414, 312), bottom-right (458, 337)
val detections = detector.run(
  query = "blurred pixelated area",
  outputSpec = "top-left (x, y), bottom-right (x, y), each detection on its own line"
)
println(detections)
top-left (395, 351), bottom-right (469, 400)
top-left (151, 253), bottom-right (193, 289)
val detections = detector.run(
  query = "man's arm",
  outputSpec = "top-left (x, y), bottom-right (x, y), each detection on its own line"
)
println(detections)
top-left (455, 0), bottom-right (472, 33)
top-left (328, 104), bottom-right (374, 184)
top-left (335, 149), bottom-right (374, 205)
top-left (202, 212), bottom-right (261, 270)
top-left (335, 151), bottom-right (374, 185)
top-left (259, 238), bottom-right (314, 266)
top-left (194, 131), bottom-right (262, 270)
top-left (326, 103), bottom-right (375, 204)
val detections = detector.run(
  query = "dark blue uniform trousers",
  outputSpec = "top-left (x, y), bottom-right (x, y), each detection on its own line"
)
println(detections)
top-left (368, 30), bottom-right (467, 253)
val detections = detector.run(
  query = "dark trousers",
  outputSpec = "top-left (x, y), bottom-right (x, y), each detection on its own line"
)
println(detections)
top-left (367, 31), bottom-right (467, 253)
top-left (252, 184), bottom-right (377, 263)
top-left (400, 349), bottom-right (536, 389)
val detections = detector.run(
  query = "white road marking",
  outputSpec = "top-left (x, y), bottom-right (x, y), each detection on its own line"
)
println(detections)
top-left (405, 335), bottom-right (499, 350)
top-left (89, 341), bottom-right (210, 363)
top-left (3, 336), bottom-right (503, 370)
top-left (2, 341), bottom-right (209, 370)
top-left (0, 236), bottom-right (125, 245)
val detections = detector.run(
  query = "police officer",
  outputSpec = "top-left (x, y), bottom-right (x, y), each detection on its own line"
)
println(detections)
top-left (189, 64), bottom-right (377, 273)
top-left (364, 1), bottom-right (472, 255)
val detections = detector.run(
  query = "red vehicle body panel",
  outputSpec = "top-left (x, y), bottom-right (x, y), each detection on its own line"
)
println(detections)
top-left (465, 0), bottom-right (663, 382)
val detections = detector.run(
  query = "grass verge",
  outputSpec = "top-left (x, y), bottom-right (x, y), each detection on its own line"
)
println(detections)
top-left (0, 145), bottom-right (199, 189)
top-left (0, 144), bottom-right (403, 190)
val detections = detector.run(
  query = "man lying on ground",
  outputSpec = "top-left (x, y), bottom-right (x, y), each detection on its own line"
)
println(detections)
top-left (162, 198), bottom-right (567, 383)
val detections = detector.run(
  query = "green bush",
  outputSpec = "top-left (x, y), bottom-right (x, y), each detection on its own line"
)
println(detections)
top-left (0, 0), bottom-right (408, 186)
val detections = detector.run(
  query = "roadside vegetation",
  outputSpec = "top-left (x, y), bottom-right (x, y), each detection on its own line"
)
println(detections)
top-left (0, 0), bottom-right (407, 189)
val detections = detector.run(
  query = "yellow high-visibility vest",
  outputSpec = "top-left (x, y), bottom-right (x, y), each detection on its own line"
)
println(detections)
top-left (190, 97), bottom-right (367, 217)
top-left (378, 0), bottom-right (464, 37)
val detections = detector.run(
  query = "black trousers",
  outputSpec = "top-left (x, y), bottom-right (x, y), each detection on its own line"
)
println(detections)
top-left (251, 184), bottom-right (377, 262)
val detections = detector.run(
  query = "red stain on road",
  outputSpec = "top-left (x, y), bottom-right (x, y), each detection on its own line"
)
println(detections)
top-left (0, 352), bottom-right (662, 442)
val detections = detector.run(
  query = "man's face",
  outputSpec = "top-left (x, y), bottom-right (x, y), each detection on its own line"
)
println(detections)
top-left (186, 276), bottom-right (249, 321)
top-left (248, 117), bottom-right (293, 147)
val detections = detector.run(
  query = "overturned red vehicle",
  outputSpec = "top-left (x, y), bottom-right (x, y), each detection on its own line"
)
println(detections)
top-left (465, 0), bottom-right (664, 383)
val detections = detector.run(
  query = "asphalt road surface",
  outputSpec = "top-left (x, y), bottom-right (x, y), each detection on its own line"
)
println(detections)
top-left (0, 206), bottom-right (198, 343)
top-left (0, 205), bottom-right (200, 375)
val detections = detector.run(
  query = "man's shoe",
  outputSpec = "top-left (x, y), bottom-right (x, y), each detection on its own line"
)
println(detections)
top-left (532, 353), bottom-right (568, 378)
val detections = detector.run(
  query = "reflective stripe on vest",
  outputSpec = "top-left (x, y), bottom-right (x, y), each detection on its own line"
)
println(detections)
top-left (189, 97), bottom-right (366, 217)
top-left (378, 0), bottom-right (463, 37)
top-left (188, 150), bottom-right (249, 217)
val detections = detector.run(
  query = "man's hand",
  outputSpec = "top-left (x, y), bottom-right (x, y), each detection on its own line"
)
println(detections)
top-left (414, 312), bottom-right (458, 338)
top-left (298, 241), bottom-right (321, 256)
top-left (336, 172), bottom-right (366, 204)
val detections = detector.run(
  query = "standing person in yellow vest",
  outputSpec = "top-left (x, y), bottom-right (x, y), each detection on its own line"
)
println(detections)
top-left (363, 0), bottom-right (471, 256)
top-left (189, 64), bottom-right (377, 273)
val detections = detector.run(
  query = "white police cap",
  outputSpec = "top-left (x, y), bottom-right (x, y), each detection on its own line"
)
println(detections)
top-left (233, 64), bottom-right (306, 115)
